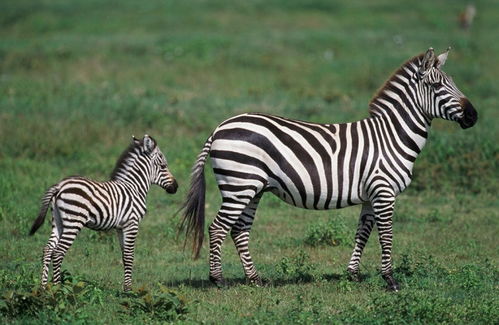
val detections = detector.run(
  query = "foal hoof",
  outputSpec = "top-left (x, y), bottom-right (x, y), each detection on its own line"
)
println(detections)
top-left (387, 282), bottom-right (401, 292)
top-left (209, 275), bottom-right (227, 288)
top-left (382, 273), bottom-right (401, 292)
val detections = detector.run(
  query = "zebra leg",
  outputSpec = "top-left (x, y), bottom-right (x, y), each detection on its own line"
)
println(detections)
top-left (209, 197), bottom-right (255, 287)
top-left (117, 225), bottom-right (138, 292)
top-left (51, 219), bottom-right (84, 284)
top-left (230, 194), bottom-right (262, 286)
top-left (41, 209), bottom-right (63, 288)
top-left (372, 195), bottom-right (400, 291)
top-left (347, 202), bottom-right (376, 282)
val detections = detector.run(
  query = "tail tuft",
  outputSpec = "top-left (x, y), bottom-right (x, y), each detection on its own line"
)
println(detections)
top-left (29, 185), bottom-right (58, 236)
top-left (178, 137), bottom-right (212, 259)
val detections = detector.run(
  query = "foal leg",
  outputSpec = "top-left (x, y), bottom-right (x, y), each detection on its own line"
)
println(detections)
top-left (41, 218), bottom-right (61, 288)
top-left (51, 211), bottom-right (84, 284)
top-left (230, 193), bottom-right (263, 285)
top-left (347, 202), bottom-right (376, 281)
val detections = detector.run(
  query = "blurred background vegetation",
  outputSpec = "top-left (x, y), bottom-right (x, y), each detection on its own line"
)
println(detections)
top-left (0, 0), bottom-right (497, 323)
top-left (0, 0), bottom-right (496, 195)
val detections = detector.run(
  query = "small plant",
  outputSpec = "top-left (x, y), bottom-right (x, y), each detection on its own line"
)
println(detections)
top-left (0, 263), bottom-right (38, 291)
top-left (120, 284), bottom-right (188, 321)
top-left (304, 216), bottom-right (350, 247)
top-left (0, 273), bottom-right (99, 321)
top-left (426, 208), bottom-right (450, 223)
top-left (86, 229), bottom-right (115, 244)
top-left (277, 250), bottom-right (316, 283)
top-left (397, 253), bottom-right (446, 275)
top-left (449, 264), bottom-right (483, 290)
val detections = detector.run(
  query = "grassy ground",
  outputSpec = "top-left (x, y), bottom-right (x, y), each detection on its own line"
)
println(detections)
top-left (1, 0), bottom-right (498, 323)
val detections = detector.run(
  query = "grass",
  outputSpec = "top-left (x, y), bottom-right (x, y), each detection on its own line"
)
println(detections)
top-left (1, 0), bottom-right (498, 323)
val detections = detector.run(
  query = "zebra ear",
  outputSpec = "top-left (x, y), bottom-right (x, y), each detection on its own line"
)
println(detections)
top-left (436, 47), bottom-right (451, 69)
top-left (132, 135), bottom-right (140, 145)
top-left (419, 47), bottom-right (435, 77)
top-left (143, 134), bottom-right (156, 153)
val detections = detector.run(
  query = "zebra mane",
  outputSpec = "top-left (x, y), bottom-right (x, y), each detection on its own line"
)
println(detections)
top-left (110, 140), bottom-right (144, 180)
top-left (368, 53), bottom-right (425, 116)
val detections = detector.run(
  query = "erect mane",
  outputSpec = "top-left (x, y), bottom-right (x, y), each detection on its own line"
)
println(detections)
top-left (110, 141), bottom-right (142, 180)
top-left (368, 53), bottom-right (424, 116)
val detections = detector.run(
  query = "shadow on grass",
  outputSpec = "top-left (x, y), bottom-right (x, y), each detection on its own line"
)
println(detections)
top-left (161, 272), bottom-right (374, 289)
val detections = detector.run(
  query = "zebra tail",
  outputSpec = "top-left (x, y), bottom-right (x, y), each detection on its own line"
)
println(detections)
top-left (179, 136), bottom-right (213, 259)
top-left (29, 184), bottom-right (58, 236)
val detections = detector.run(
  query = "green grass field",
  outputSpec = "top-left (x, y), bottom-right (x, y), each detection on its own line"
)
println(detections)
top-left (1, 0), bottom-right (498, 323)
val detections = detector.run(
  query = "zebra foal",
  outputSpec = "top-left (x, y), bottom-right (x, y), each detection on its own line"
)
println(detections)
top-left (180, 48), bottom-right (478, 291)
top-left (29, 135), bottom-right (178, 291)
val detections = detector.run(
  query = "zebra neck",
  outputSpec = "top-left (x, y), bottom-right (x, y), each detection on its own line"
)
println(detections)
top-left (111, 164), bottom-right (152, 199)
top-left (368, 100), bottom-right (431, 156)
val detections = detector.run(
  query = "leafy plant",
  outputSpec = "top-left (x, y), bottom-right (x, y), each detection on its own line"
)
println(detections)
top-left (277, 250), bottom-right (317, 283)
top-left (0, 276), bottom-right (99, 321)
top-left (120, 284), bottom-right (188, 321)
top-left (304, 216), bottom-right (350, 247)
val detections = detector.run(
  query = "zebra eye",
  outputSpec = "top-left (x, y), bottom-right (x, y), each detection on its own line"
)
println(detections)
top-left (431, 82), bottom-right (442, 90)
top-left (159, 163), bottom-right (167, 169)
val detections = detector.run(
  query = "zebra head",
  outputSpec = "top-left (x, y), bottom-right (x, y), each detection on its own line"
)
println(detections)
top-left (135, 135), bottom-right (178, 194)
top-left (417, 47), bottom-right (477, 129)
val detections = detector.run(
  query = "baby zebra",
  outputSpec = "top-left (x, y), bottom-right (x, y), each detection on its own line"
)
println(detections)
top-left (29, 135), bottom-right (178, 291)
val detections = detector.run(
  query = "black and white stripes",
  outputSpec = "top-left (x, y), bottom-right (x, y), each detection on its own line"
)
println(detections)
top-left (30, 135), bottom-right (178, 291)
top-left (181, 48), bottom-right (477, 290)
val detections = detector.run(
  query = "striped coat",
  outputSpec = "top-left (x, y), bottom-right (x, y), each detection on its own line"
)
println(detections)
top-left (181, 48), bottom-right (477, 290)
top-left (30, 135), bottom-right (178, 291)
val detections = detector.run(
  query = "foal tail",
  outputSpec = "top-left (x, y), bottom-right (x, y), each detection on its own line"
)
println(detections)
top-left (179, 136), bottom-right (213, 259)
top-left (29, 184), bottom-right (59, 236)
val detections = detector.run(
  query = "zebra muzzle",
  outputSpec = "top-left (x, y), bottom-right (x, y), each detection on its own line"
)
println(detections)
top-left (458, 98), bottom-right (477, 129)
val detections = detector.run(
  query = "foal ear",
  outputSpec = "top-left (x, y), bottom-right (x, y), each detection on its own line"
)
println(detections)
top-left (436, 47), bottom-right (451, 69)
top-left (132, 135), bottom-right (140, 145)
top-left (419, 47), bottom-right (436, 77)
top-left (143, 134), bottom-right (156, 153)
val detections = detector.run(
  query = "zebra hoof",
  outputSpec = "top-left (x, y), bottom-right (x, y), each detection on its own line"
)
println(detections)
top-left (382, 273), bottom-right (400, 292)
top-left (209, 275), bottom-right (227, 288)
top-left (347, 269), bottom-right (361, 282)
top-left (247, 276), bottom-right (263, 287)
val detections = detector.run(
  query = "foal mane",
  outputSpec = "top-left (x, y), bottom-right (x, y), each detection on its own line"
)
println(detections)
top-left (368, 53), bottom-right (424, 116)
top-left (110, 140), bottom-right (142, 180)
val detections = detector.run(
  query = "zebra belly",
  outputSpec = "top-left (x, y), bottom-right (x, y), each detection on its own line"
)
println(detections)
top-left (268, 181), bottom-right (365, 210)
top-left (56, 181), bottom-right (119, 231)
top-left (211, 156), bottom-right (367, 210)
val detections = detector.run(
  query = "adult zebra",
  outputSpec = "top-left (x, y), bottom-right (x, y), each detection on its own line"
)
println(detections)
top-left (29, 135), bottom-right (178, 291)
top-left (180, 48), bottom-right (477, 291)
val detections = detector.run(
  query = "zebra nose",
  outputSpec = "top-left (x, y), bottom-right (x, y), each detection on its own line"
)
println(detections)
top-left (166, 179), bottom-right (178, 194)
top-left (459, 98), bottom-right (477, 129)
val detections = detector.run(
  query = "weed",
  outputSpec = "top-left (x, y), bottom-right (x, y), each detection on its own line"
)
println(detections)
top-left (304, 215), bottom-right (351, 247)
top-left (395, 253), bottom-right (444, 278)
top-left (85, 230), bottom-right (115, 243)
top-left (425, 208), bottom-right (450, 223)
top-left (0, 273), bottom-right (101, 322)
top-left (448, 263), bottom-right (494, 291)
top-left (340, 288), bottom-right (499, 324)
top-left (0, 263), bottom-right (38, 291)
top-left (120, 284), bottom-right (189, 322)
top-left (277, 250), bottom-right (317, 283)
